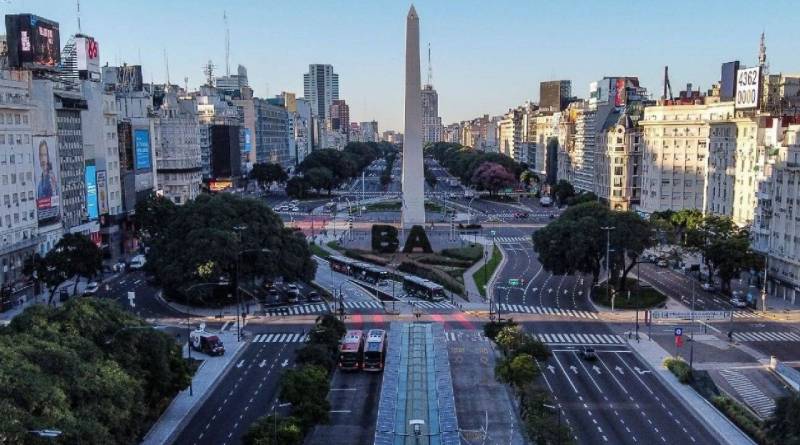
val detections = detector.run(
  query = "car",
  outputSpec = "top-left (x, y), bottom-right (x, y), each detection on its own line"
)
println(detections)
top-left (306, 291), bottom-right (322, 302)
top-left (290, 206), bottom-right (300, 212)
top-left (579, 347), bottom-right (597, 361)
top-left (84, 281), bottom-right (100, 295)
top-left (377, 280), bottom-right (390, 287)
top-left (657, 259), bottom-right (668, 268)
top-left (701, 282), bottom-right (715, 292)
top-left (112, 260), bottom-right (127, 272)
top-left (285, 284), bottom-right (300, 303)
top-left (513, 212), bottom-right (529, 219)
top-left (730, 297), bottom-right (747, 308)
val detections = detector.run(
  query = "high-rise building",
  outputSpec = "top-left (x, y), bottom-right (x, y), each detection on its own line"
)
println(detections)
top-left (254, 98), bottom-right (290, 167)
top-left (421, 85), bottom-right (443, 144)
top-left (360, 121), bottom-right (379, 142)
top-left (215, 64), bottom-right (249, 98)
top-left (540, 80), bottom-right (572, 113)
top-left (0, 70), bottom-right (39, 287)
top-left (303, 64), bottom-right (339, 120)
top-left (329, 99), bottom-right (349, 135)
top-left (153, 88), bottom-right (202, 205)
top-left (55, 93), bottom-right (88, 230)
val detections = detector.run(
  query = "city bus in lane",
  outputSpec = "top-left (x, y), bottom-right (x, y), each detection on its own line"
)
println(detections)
top-left (329, 255), bottom-right (358, 275)
top-left (402, 275), bottom-right (446, 301)
top-left (363, 329), bottom-right (387, 372)
top-left (338, 330), bottom-right (365, 370)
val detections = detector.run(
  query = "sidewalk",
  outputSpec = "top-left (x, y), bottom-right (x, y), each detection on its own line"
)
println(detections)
top-left (627, 333), bottom-right (756, 445)
top-left (461, 244), bottom-right (489, 303)
top-left (141, 331), bottom-right (247, 445)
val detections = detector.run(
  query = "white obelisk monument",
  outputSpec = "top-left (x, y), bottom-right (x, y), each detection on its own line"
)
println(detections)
top-left (401, 5), bottom-right (426, 229)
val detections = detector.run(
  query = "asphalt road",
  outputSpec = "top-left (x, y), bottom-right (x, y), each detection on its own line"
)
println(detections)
top-left (95, 270), bottom-right (188, 319)
top-left (173, 325), bottom-right (303, 445)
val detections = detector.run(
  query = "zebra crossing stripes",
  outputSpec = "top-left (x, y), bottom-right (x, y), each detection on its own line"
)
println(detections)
top-left (343, 301), bottom-right (384, 309)
top-left (252, 333), bottom-right (310, 343)
top-left (493, 236), bottom-right (531, 244)
top-left (732, 331), bottom-right (800, 342)
top-left (410, 300), bottom-right (456, 309)
top-left (499, 304), bottom-right (598, 319)
top-left (719, 369), bottom-right (776, 418)
top-left (533, 332), bottom-right (624, 345)
top-left (263, 303), bottom-right (330, 316)
top-left (733, 311), bottom-right (760, 319)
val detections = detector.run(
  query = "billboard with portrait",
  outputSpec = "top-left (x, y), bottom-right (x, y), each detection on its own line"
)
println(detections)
top-left (96, 170), bottom-right (108, 215)
top-left (34, 136), bottom-right (61, 225)
top-left (85, 165), bottom-right (98, 220)
top-left (134, 129), bottom-right (151, 171)
top-left (243, 128), bottom-right (252, 153)
top-left (5, 14), bottom-right (61, 71)
top-left (75, 35), bottom-right (100, 80)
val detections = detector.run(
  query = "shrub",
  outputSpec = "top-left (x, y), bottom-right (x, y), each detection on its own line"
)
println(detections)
top-left (712, 395), bottom-right (768, 444)
top-left (663, 357), bottom-right (693, 383)
top-left (517, 336), bottom-right (551, 361)
top-left (484, 319), bottom-right (517, 341)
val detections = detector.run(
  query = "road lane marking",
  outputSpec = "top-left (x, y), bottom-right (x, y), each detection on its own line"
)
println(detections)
top-left (552, 353), bottom-right (579, 394)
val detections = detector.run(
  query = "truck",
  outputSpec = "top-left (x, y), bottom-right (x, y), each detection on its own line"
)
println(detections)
top-left (189, 330), bottom-right (225, 356)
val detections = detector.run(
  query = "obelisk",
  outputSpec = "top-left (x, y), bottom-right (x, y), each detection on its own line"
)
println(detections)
top-left (401, 5), bottom-right (426, 229)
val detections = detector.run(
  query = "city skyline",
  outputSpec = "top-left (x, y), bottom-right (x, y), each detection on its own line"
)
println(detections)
top-left (9, 0), bottom-right (800, 130)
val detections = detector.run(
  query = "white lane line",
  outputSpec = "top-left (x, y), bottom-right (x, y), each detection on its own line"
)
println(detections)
top-left (552, 352), bottom-right (580, 394)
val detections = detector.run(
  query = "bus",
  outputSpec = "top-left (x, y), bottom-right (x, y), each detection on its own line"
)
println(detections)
top-left (329, 255), bottom-right (358, 275)
top-left (351, 262), bottom-right (389, 284)
top-left (363, 329), bottom-right (387, 372)
top-left (338, 330), bottom-right (365, 370)
top-left (402, 276), bottom-right (446, 302)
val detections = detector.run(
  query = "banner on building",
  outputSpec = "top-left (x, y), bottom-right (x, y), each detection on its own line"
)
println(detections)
top-left (735, 66), bottom-right (760, 109)
top-left (85, 165), bottom-right (98, 220)
top-left (34, 136), bottom-right (61, 226)
top-left (75, 35), bottom-right (100, 81)
top-left (96, 170), bottom-right (108, 215)
top-left (134, 128), bottom-right (151, 171)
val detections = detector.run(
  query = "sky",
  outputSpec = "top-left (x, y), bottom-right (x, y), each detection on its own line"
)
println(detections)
top-left (8, 0), bottom-right (800, 131)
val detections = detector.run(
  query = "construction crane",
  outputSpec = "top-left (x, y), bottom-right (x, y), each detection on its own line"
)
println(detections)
top-left (663, 66), bottom-right (674, 101)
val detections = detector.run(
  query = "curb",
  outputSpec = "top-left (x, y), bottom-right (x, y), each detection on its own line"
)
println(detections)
top-left (485, 243), bottom-right (507, 303)
top-left (626, 339), bottom-right (756, 445)
top-left (143, 338), bottom-right (250, 445)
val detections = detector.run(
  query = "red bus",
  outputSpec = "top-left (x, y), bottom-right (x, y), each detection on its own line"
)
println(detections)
top-left (338, 330), bottom-right (365, 370)
top-left (363, 329), bottom-right (387, 372)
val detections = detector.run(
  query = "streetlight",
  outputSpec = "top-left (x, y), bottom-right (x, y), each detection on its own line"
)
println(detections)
top-left (233, 244), bottom-right (272, 343)
top-left (542, 404), bottom-right (562, 445)
top-left (272, 401), bottom-right (292, 443)
top-left (601, 226), bottom-right (615, 305)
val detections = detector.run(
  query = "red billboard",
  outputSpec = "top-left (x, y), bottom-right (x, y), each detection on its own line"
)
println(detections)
top-left (5, 14), bottom-right (61, 71)
top-left (614, 78), bottom-right (626, 107)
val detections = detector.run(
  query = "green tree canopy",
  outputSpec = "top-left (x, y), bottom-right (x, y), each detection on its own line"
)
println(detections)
top-left (551, 180), bottom-right (575, 205)
top-left (285, 176), bottom-right (311, 200)
top-left (0, 298), bottom-right (190, 444)
top-left (250, 163), bottom-right (288, 190)
top-left (242, 415), bottom-right (304, 445)
top-left (495, 353), bottom-right (540, 392)
top-left (26, 233), bottom-right (103, 304)
top-left (144, 194), bottom-right (315, 303)
top-left (279, 365), bottom-right (331, 430)
top-left (766, 394), bottom-right (800, 445)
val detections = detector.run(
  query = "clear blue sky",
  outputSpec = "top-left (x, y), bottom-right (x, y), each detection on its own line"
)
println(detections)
top-left (8, 0), bottom-right (799, 131)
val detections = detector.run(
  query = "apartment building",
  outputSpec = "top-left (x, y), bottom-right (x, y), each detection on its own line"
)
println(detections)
top-left (595, 107), bottom-right (643, 210)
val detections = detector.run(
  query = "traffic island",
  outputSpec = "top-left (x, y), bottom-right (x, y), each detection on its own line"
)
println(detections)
top-left (592, 278), bottom-right (667, 310)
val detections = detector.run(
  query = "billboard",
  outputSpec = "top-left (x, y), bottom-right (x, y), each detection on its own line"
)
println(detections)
top-left (5, 14), bottom-right (60, 71)
top-left (34, 136), bottom-right (61, 225)
top-left (614, 78), bottom-right (626, 107)
top-left (243, 128), bottom-right (252, 153)
top-left (75, 35), bottom-right (100, 81)
top-left (96, 170), bottom-right (109, 215)
top-left (133, 129), bottom-right (151, 171)
top-left (720, 61), bottom-right (739, 102)
top-left (735, 66), bottom-right (761, 109)
top-left (85, 165), bottom-right (98, 220)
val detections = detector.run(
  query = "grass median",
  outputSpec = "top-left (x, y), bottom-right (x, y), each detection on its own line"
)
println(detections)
top-left (309, 242), bottom-right (331, 259)
top-left (473, 244), bottom-right (502, 297)
top-left (593, 278), bottom-right (666, 309)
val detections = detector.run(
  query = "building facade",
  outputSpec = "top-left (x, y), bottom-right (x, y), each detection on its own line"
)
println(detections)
top-left (303, 64), bottom-right (339, 120)
top-left (421, 85), bottom-right (443, 144)
top-left (153, 90), bottom-right (202, 205)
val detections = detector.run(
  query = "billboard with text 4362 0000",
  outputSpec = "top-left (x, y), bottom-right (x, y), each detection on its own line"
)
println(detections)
top-left (735, 66), bottom-right (760, 109)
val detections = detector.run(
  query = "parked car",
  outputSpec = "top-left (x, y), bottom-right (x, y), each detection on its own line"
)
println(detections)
top-left (129, 255), bottom-right (146, 270)
top-left (84, 281), bottom-right (100, 295)
top-left (513, 212), bottom-right (529, 219)
top-left (656, 259), bottom-right (668, 268)
top-left (701, 282), bottom-right (716, 292)
top-left (730, 297), bottom-right (747, 308)
top-left (580, 346), bottom-right (597, 361)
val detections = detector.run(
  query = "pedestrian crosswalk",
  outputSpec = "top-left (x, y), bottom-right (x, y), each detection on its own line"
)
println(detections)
top-left (719, 369), bottom-right (776, 418)
top-left (733, 311), bottom-right (761, 319)
top-left (732, 331), bottom-right (800, 342)
top-left (498, 303), bottom-right (599, 319)
top-left (263, 303), bottom-right (330, 316)
top-left (409, 300), bottom-right (457, 309)
top-left (444, 330), bottom-right (623, 345)
top-left (252, 332), bottom-right (310, 343)
top-left (493, 236), bottom-right (531, 244)
top-left (262, 299), bottom-right (457, 316)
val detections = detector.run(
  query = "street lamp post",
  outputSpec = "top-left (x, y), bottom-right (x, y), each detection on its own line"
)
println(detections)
top-left (601, 226), bottom-right (615, 305)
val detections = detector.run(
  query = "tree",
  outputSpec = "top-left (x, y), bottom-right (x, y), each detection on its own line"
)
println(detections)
top-left (279, 365), bottom-right (331, 429)
top-left (304, 167), bottom-right (335, 195)
top-left (26, 233), bottom-right (103, 304)
top-left (566, 192), bottom-right (598, 206)
top-left (242, 415), bottom-right (304, 445)
top-left (471, 162), bottom-right (516, 195)
top-left (495, 325), bottom-right (527, 355)
top-left (0, 299), bottom-right (190, 444)
top-left (285, 176), bottom-right (310, 200)
top-left (250, 163), bottom-right (288, 190)
top-left (766, 394), bottom-right (800, 445)
top-left (144, 194), bottom-right (315, 304)
top-left (550, 180), bottom-right (575, 205)
top-left (424, 165), bottom-right (437, 187)
top-left (609, 211), bottom-right (655, 292)
top-left (520, 170), bottom-right (535, 189)
top-left (483, 319), bottom-right (518, 341)
top-left (134, 193), bottom-right (177, 241)
top-left (495, 353), bottom-right (540, 392)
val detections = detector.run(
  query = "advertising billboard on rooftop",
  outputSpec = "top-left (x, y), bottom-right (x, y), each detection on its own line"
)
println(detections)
top-left (735, 66), bottom-right (761, 110)
top-left (75, 35), bottom-right (100, 81)
top-left (5, 14), bottom-right (61, 71)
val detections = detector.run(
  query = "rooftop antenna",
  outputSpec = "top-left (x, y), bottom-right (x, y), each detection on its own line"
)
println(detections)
top-left (76, 0), bottom-right (81, 33)
top-left (184, 76), bottom-right (189, 93)
top-left (426, 42), bottom-right (432, 87)
top-left (164, 48), bottom-right (170, 87)
top-left (203, 60), bottom-right (215, 86)
top-left (224, 11), bottom-right (230, 76)
top-left (758, 31), bottom-right (769, 75)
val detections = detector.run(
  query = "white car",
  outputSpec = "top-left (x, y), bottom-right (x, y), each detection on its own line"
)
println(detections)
top-left (730, 297), bottom-right (747, 308)
top-left (701, 282), bottom-right (715, 292)
top-left (84, 281), bottom-right (100, 295)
